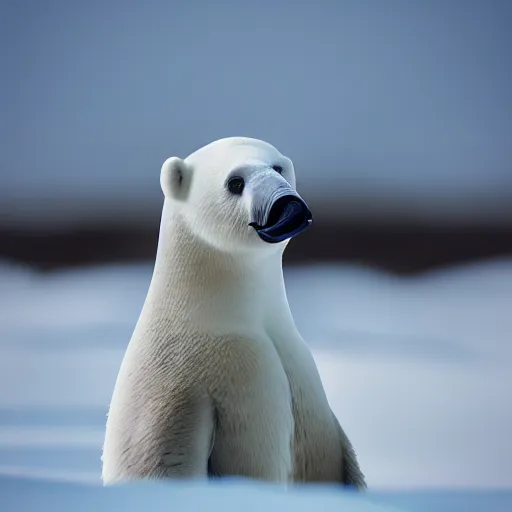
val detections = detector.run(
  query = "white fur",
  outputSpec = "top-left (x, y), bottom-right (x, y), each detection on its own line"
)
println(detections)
top-left (102, 137), bottom-right (365, 487)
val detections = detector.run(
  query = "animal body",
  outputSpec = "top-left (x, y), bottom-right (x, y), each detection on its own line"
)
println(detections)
top-left (102, 137), bottom-right (366, 489)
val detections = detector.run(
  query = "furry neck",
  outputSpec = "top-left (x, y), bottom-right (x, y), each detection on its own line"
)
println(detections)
top-left (139, 202), bottom-right (295, 336)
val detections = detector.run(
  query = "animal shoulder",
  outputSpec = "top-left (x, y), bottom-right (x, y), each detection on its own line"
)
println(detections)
top-left (141, 330), bottom-right (285, 394)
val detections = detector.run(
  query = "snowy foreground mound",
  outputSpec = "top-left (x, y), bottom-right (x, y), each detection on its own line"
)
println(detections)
top-left (0, 477), bottom-right (396, 512)
top-left (1, 476), bottom-right (511, 512)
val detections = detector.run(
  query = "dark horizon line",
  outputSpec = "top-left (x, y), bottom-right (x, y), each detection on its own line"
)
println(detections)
top-left (1, 221), bottom-right (512, 275)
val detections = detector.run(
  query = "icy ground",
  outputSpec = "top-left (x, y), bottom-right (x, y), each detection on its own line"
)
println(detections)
top-left (0, 258), bottom-right (511, 510)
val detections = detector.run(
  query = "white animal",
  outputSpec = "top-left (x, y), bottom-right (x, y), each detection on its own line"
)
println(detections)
top-left (102, 137), bottom-right (366, 488)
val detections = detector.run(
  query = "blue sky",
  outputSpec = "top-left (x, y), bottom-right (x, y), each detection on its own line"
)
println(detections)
top-left (1, 0), bottom-right (511, 228)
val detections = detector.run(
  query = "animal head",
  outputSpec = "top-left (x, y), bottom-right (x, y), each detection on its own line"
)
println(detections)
top-left (160, 137), bottom-right (312, 254)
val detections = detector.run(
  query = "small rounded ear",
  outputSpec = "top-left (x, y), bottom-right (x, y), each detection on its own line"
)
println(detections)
top-left (160, 157), bottom-right (192, 201)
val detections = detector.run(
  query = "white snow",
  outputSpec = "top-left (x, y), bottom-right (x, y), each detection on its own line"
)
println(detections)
top-left (0, 258), bottom-right (511, 510)
top-left (1, 477), bottom-right (407, 512)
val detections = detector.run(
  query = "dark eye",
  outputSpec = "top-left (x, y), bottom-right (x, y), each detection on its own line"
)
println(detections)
top-left (272, 165), bottom-right (283, 174)
top-left (227, 176), bottom-right (245, 195)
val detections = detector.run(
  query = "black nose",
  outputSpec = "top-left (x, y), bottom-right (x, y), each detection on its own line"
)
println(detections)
top-left (250, 195), bottom-right (313, 244)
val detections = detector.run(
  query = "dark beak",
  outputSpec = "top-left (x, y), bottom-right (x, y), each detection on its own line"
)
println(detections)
top-left (250, 192), bottom-right (313, 244)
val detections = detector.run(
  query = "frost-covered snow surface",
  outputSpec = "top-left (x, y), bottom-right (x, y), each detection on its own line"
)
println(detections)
top-left (1, 477), bottom-right (511, 512)
top-left (0, 477), bottom-right (404, 512)
top-left (0, 258), bottom-right (511, 511)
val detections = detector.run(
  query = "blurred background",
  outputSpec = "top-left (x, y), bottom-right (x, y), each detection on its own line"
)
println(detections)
top-left (1, 0), bottom-right (511, 499)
